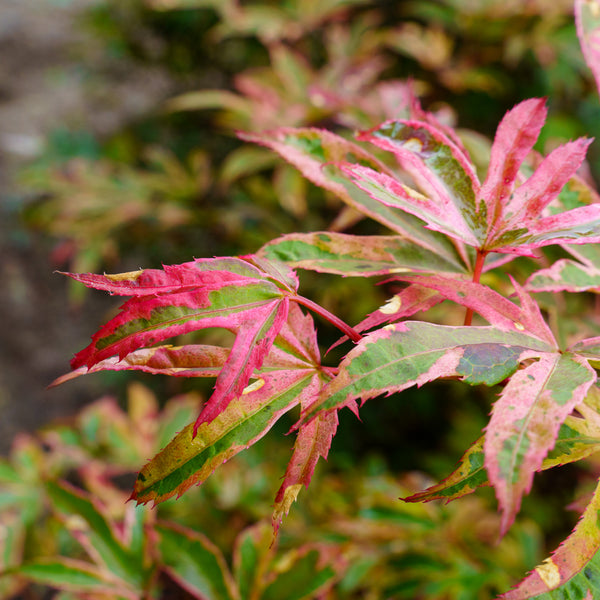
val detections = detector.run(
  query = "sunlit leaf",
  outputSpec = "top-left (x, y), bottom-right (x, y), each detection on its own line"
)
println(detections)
top-left (241, 127), bottom-right (460, 259)
top-left (306, 321), bottom-right (551, 419)
top-left (485, 352), bottom-right (596, 535)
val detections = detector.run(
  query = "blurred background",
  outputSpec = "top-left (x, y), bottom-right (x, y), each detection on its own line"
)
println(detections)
top-left (2, 1), bottom-right (600, 597)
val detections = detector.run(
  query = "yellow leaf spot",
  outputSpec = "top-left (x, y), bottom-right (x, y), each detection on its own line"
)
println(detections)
top-left (514, 322), bottom-right (525, 331)
top-left (105, 270), bottom-right (144, 281)
top-left (273, 483), bottom-right (303, 524)
top-left (65, 515), bottom-right (88, 531)
top-left (535, 558), bottom-right (561, 588)
top-left (401, 185), bottom-right (429, 201)
top-left (404, 137), bottom-right (424, 152)
top-left (242, 378), bottom-right (265, 395)
top-left (380, 296), bottom-right (402, 315)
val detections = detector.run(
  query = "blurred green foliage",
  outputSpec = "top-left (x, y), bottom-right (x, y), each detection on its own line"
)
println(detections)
top-left (0, 383), bottom-right (544, 599)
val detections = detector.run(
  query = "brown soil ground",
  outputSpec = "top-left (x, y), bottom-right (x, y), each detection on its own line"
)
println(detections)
top-left (0, 0), bottom-right (175, 453)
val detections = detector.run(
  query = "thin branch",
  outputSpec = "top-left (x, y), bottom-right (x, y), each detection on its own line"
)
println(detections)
top-left (292, 295), bottom-right (363, 343)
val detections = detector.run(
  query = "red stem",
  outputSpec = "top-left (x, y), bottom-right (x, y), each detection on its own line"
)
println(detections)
top-left (463, 249), bottom-right (488, 326)
top-left (292, 295), bottom-right (363, 343)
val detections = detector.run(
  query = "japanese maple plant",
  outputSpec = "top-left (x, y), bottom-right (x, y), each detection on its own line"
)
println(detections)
top-left (55, 2), bottom-right (600, 597)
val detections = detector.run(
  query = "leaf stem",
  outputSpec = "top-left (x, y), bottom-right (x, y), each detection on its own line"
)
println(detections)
top-left (292, 295), bottom-right (363, 343)
top-left (463, 249), bottom-right (488, 326)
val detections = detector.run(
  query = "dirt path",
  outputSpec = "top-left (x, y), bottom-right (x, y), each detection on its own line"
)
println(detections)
top-left (0, 0), bottom-right (175, 453)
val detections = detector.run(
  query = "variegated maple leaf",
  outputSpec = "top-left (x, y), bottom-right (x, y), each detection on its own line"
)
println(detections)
top-left (500, 473), bottom-right (600, 599)
top-left (526, 243), bottom-right (600, 294)
top-left (129, 303), bottom-right (336, 530)
top-left (245, 98), bottom-right (600, 270)
top-left (63, 256), bottom-right (302, 434)
top-left (242, 126), bottom-right (469, 272)
top-left (347, 98), bottom-right (599, 256)
top-left (303, 275), bottom-right (598, 535)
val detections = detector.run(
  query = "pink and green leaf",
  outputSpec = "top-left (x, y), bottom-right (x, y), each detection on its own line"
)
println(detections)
top-left (403, 436), bottom-right (489, 504)
top-left (479, 98), bottom-right (547, 228)
top-left (341, 164), bottom-right (481, 247)
top-left (65, 258), bottom-right (300, 432)
top-left (543, 384), bottom-right (600, 469)
top-left (576, 0), bottom-right (600, 98)
top-left (482, 140), bottom-right (600, 254)
top-left (132, 306), bottom-right (328, 507)
top-left (484, 352), bottom-right (596, 536)
top-left (330, 284), bottom-right (443, 350)
top-left (405, 403), bottom-right (600, 505)
top-left (64, 257), bottom-right (276, 296)
top-left (132, 370), bottom-right (321, 506)
top-left (241, 127), bottom-right (459, 259)
top-left (238, 127), bottom-right (390, 211)
top-left (571, 336), bottom-right (600, 359)
top-left (500, 475), bottom-right (600, 599)
top-left (305, 321), bottom-right (551, 419)
top-left (357, 119), bottom-right (485, 242)
top-left (498, 139), bottom-right (592, 230)
top-left (396, 274), bottom-right (556, 345)
top-left (258, 232), bottom-right (466, 276)
top-left (490, 203), bottom-right (600, 254)
top-left (526, 244), bottom-right (600, 293)
top-left (354, 285), bottom-right (442, 332)
top-left (346, 99), bottom-right (599, 256)
top-left (272, 405), bottom-right (337, 532)
top-left (479, 128), bottom-right (599, 254)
